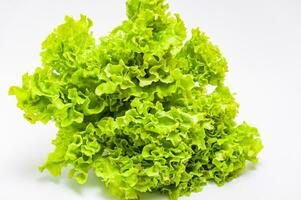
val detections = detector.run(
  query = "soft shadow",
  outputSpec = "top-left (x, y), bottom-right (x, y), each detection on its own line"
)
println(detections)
top-left (97, 179), bottom-right (168, 200)
top-left (246, 161), bottom-right (257, 171)
top-left (240, 161), bottom-right (259, 177)
top-left (140, 191), bottom-right (168, 200)
top-left (66, 171), bottom-right (115, 199)
top-left (65, 177), bottom-right (83, 195)
top-left (38, 173), bottom-right (60, 184)
top-left (38, 170), bottom-right (115, 199)
top-left (37, 162), bottom-right (259, 199)
top-left (98, 181), bottom-right (118, 200)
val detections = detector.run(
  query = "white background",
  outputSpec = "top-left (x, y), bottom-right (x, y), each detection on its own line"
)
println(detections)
top-left (1, 0), bottom-right (301, 199)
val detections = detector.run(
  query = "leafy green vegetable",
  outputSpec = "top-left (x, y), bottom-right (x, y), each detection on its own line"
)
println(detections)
top-left (9, 0), bottom-right (263, 199)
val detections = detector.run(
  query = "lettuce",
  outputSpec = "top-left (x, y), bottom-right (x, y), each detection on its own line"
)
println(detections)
top-left (9, 0), bottom-right (263, 199)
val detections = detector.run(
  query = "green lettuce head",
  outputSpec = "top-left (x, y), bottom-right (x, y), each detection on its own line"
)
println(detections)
top-left (9, 0), bottom-right (263, 199)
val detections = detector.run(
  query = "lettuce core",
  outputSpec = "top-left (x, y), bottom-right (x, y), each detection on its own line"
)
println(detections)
top-left (9, 0), bottom-right (263, 199)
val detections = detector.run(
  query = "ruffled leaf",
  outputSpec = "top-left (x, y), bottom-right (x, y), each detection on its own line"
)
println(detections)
top-left (9, 0), bottom-right (263, 200)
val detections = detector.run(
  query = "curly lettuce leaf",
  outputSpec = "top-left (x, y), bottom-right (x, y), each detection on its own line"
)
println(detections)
top-left (9, 0), bottom-right (263, 199)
